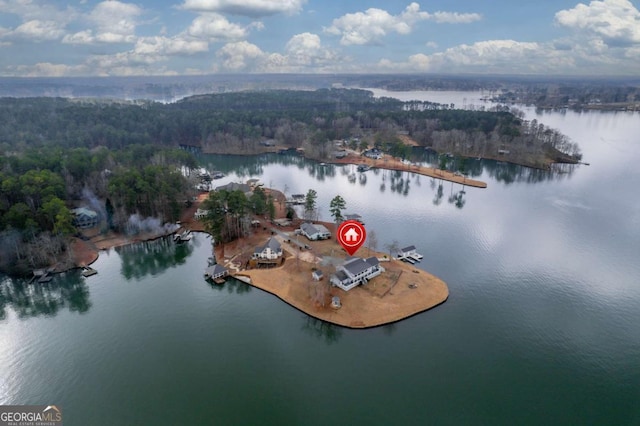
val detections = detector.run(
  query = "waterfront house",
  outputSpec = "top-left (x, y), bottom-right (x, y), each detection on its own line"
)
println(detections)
top-left (286, 194), bottom-right (305, 205)
top-left (300, 223), bottom-right (331, 241)
top-left (204, 264), bottom-right (228, 280)
top-left (215, 182), bottom-right (252, 197)
top-left (253, 237), bottom-right (283, 260)
top-left (345, 213), bottom-right (363, 224)
top-left (330, 257), bottom-right (385, 292)
top-left (71, 207), bottom-right (99, 229)
top-left (363, 148), bottom-right (383, 159)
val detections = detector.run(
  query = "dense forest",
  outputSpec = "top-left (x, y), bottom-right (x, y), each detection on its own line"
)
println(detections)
top-left (0, 144), bottom-right (196, 276)
top-left (0, 88), bottom-right (580, 276)
top-left (0, 88), bottom-right (579, 162)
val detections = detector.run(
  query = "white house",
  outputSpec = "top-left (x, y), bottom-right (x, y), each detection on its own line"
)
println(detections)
top-left (253, 237), bottom-right (282, 260)
top-left (194, 208), bottom-right (209, 220)
top-left (330, 257), bottom-right (385, 292)
top-left (300, 223), bottom-right (331, 241)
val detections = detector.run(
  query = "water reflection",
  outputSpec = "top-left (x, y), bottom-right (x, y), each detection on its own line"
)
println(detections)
top-left (202, 146), bottom-right (581, 191)
top-left (0, 271), bottom-right (91, 318)
top-left (117, 236), bottom-right (194, 280)
top-left (381, 322), bottom-right (397, 336)
top-left (433, 182), bottom-right (444, 206)
top-left (301, 315), bottom-right (343, 344)
top-left (416, 150), bottom-right (577, 184)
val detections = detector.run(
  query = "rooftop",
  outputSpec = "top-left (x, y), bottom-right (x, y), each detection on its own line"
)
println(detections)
top-left (342, 256), bottom-right (379, 276)
top-left (255, 237), bottom-right (281, 254)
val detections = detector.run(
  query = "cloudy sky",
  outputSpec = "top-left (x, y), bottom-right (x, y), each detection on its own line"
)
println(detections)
top-left (0, 0), bottom-right (638, 76)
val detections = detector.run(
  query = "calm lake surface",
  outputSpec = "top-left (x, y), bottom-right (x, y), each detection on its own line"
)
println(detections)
top-left (1, 92), bottom-right (639, 425)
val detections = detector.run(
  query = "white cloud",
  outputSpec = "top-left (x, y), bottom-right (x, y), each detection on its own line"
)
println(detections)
top-left (10, 19), bottom-right (65, 41)
top-left (180, 0), bottom-right (306, 17)
top-left (555, 0), bottom-right (640, 45)
top-left (284, 32), bottom-right (336, 66)
top-left (378, 40), bottom-right (575, 74)
top-left (63, 0), bottom-right (142, 44)
top-left (432, 11), bottom-right (482, 24)
top-left (90, 0), bottom-right (142, 43)
top-left (0, 0), bottom-right (76, 42)
top-left (134, 36), bottom-right (209, 56)
top-left (376, 35), bottom-right (640, 75)
top-left (325, 2), bottom-right (481, 46)
top-left (215, 33), bottom-right (339, 72)
top-left (187, 13), bottom-right (249, 40)
top-left (216, 40), bottom-right (265, 70)
top-left (0, 0), bottom-right (78, 24)
top-left (62, 30), bottom-right (94, 45)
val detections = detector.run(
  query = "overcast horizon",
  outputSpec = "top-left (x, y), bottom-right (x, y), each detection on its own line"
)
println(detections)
top-left (0, 0), bottom-right (639, 77)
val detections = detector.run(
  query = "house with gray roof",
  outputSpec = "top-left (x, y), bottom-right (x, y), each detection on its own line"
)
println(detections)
top-left (345, 213), bottom-right (363, 223)
top-left (330, 256), bottom-right (385, 291)
top-left (215, 182), bottom-right (252, 197)
top-left (204, 264), bottom-right (228, 280)
top-left (299, 223), bottom-right (331, 241)
top-left (71, 207), bottom-right (99, 229)
top-left (253, 237), bottom-right (283, 260)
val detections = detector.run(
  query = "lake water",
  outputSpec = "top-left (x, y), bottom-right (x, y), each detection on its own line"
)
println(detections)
top-left (1, 92), bottom-right (639, 425)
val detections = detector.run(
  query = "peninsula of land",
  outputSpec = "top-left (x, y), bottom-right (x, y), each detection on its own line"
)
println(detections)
top-left (235, 239), bottom-right (449, 329)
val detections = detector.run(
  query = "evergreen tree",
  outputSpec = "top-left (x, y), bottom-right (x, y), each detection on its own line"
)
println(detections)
top-left (329, 195), bottom-right (346, 225)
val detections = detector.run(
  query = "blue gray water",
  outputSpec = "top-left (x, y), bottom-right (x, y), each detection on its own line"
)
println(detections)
top-left (1, 94), bottom-right (639, 425)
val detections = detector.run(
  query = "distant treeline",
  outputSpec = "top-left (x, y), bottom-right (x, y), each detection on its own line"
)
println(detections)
top-left (0, 88), bottom-right (578, 162)
top-left (343, 75), bottom-right (640, 110)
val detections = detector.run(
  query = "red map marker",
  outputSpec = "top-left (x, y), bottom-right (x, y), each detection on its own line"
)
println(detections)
top-left (337, 220), bottom-right (367, 256)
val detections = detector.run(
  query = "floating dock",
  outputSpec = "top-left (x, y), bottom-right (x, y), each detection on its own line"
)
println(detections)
top-left (82, 266), bottom-right (98, 277)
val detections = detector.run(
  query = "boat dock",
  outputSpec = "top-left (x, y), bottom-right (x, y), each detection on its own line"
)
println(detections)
top-left (82, 266), bottom-right (98, 277)
top-left (31, 268), bottom-right (55, 283)
top-left (396, 245), bottom-right (424, 264)
top-left (174, 229), bottom-right (193, 243)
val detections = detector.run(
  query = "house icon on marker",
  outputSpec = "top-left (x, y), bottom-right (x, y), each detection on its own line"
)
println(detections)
top-left (344, 227), bottom-right (359, 242)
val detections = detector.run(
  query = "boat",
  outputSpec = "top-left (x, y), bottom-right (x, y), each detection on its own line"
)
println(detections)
top-left (357, 164), bottom-right (371, 172)
top-left (81, 266), bottom-right (98, 277)
top-left (173, 229), bottom-right (192, 243)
